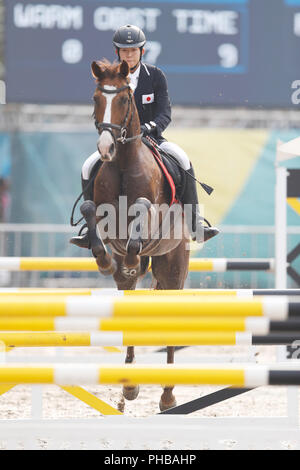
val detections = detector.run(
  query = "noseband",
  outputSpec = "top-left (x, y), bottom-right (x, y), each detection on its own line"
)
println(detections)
top-left (94, 84), bottom-right (142, 145)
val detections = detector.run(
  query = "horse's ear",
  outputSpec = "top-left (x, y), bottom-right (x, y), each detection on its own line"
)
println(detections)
top-left (91, 61), bottom-right (104, 80)
top-left (119, 60), bottom-right (129, 78)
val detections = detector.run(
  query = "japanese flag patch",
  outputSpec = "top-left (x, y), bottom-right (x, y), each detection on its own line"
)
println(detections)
top-left (142, 93), bottom-right (154, 104)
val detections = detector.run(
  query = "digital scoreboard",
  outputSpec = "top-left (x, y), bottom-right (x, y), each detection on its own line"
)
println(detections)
top-left (4, 0), bottom-right (300, 106)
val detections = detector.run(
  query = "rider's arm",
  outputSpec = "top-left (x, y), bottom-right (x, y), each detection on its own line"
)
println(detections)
top-left (151, 67), bottom-right (171, 136)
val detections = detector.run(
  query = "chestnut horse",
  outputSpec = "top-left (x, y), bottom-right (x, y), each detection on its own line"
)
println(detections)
top-left (80, 59), bottom-right (190, 411)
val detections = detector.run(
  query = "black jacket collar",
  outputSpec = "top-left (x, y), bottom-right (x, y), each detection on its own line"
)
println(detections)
top-left (134, 63), bottom-right (151, 99)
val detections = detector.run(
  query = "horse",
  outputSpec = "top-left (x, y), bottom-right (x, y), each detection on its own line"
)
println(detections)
top-left (80, 59), bottom-right (190, 411)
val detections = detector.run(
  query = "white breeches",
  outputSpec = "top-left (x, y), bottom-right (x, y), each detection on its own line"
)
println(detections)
top-left (81, 142), bottom-right (191, 180)
top-left (81, 151), bottom-right (101, 180)
top-left (158, 141), bottom-right (191, 171)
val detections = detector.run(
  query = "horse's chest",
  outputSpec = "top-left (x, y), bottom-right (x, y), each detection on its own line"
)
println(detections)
top-left (97, 179), bottom-right (116, 201)
top-left (120, 172), bottom-right (149, 196)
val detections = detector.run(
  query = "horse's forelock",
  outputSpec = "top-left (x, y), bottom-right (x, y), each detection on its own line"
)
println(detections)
top-left (95, 60), bottom-right (121, 82)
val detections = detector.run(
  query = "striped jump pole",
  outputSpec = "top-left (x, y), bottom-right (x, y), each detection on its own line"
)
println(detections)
top-left (1, 316), bottom-right (300, 334)
top-left (0, 295), bottom-right (298, 319)
top-left (0, 257), bottom-right (275, 272)
top-left (188, 258), bottom-right (275, 272)
top-left (0, 288), bottom-right (261, 297)
top-left (0, 288), bottom-right (299, 297)
top-left (100, 288), bottom-right (300, 297)
top-left (0, 363), bottom-right (300, 386)
top-left (0, 331), bottom-right (300, 347)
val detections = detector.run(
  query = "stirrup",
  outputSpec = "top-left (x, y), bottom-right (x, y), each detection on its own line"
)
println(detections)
top-left (203, 226), bottom-right (220, 242)
top-left (192, 225), bottom-right (220, 243)
top-left (191, 214), bottom-right (219, 243)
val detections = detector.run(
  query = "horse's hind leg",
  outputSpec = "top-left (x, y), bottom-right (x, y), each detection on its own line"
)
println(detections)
top-left (80, 200), bottom-right (117, 275)
top-left (159, 346), bottom-right (176, 412)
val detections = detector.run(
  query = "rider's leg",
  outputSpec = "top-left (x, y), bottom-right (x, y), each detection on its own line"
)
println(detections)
top-left (70, 151), bottom-right (102, 249)
top-left (158, 141), bottom-right (219, 242)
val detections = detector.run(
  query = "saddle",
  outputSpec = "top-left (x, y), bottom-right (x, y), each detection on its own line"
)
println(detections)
top-left (142, 137), bottom-right (186, 205)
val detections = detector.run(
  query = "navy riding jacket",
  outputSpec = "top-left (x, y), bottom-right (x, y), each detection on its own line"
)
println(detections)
top-left (133, 63), bottom-right (171, 143)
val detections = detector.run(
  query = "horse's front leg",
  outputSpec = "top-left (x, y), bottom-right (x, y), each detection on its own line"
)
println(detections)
top-left (124, 197), bottom-right (152, 274)
top-left (80, 200), bottom-right (117, 275)
top-left (159, 346), bottom-right (177, 412)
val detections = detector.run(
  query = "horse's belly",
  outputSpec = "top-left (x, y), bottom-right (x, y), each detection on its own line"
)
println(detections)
top-left (141, 238), bottom-right (184, 256)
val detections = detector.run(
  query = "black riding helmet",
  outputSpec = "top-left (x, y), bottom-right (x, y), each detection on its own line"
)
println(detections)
top-left (113, 25), bottom-right (146, 68)
top-left (113, 24), bottom-right (146, 49)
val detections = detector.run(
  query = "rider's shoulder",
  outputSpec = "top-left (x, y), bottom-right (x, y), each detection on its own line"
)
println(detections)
top-left (141, 62), bottom-right (167, 80)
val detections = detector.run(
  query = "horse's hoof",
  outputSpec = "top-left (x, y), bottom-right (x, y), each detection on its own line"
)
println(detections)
top-left (159, 398), bottom-right (177, 412)
top-left (97, 258), bottom-right (117, 276)
top-left (126, 239), bottom-right (142, 256)
top-left (124, 252), bottom-right (141, 270)
top-left (122, 385), bottom-right (140, 401)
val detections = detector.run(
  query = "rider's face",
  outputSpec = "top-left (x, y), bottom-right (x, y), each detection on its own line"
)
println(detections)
top-left (118, 47), bottom-right (144, 70)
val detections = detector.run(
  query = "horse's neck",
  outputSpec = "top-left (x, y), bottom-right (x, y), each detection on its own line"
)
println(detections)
top-left (115, 108), bottom-right (144, 170)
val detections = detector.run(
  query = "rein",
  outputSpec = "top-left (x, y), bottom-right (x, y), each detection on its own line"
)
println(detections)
top-left (94, 84), bottom-right (142, 145)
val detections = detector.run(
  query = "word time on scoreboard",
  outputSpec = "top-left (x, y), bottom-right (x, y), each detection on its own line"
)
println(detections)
top-left (4, 0), bottom-right (300, 107)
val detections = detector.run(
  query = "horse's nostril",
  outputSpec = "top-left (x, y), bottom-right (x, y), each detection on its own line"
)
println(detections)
top-left (109, 143), bottom-right (115, 155)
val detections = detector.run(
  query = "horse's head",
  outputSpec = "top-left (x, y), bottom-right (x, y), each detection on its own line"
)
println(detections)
top-left (92, 59), bottom-right (134, 162)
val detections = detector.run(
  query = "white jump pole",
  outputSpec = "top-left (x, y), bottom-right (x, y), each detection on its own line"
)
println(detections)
top-left (275, 140), bottom-right (299, 425)
top-left (275, 165), bottom-right (288, 289)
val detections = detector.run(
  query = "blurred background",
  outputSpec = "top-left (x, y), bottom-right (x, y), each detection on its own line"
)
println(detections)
top-left (0, 0), bottom-right (300, 289)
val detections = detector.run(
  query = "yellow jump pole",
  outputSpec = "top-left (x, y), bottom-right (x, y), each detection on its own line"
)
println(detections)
top-left (0, 257), bottom-right (273, 272)
top-left (0, 288), bottom-right (244, 297)
top-left (0, 295), bottom-right (290, 319)
top-left (122, 289), bottom-right (245, 297)
top-left (0, 316), bottom-right (268, 333)
top-left (0, 364), bottom-right (299, 387)
top-left (0, 330), bottom-right (287, 347)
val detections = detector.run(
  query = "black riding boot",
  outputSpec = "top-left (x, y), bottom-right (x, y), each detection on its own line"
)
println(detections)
top-left (69, 176), bottom-right (94, 249)
top-left (182, 164), bottom-right (219, 243)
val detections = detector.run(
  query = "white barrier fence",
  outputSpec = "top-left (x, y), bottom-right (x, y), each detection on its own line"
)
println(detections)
top-left (0, 348), bottom-right (298, 450)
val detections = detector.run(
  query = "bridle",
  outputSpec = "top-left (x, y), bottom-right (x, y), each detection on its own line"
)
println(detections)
top-left (94, 83), bottom-right (142, 145)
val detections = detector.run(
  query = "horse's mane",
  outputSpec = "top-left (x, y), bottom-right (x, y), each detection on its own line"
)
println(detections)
top-left (93, 59), bottom-right (121, 81)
